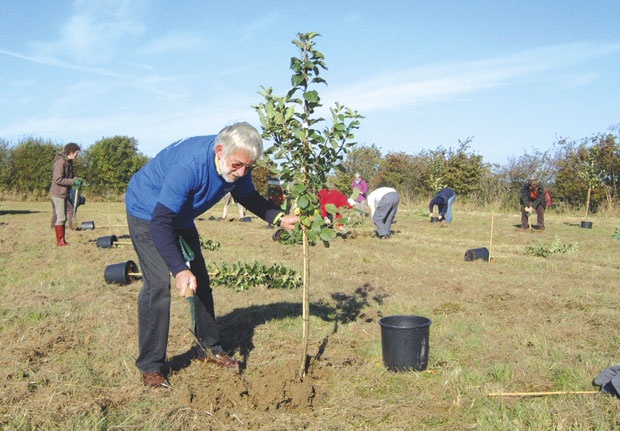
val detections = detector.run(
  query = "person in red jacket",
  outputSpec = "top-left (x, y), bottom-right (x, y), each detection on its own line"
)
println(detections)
top-left (318, 188), bottom-right (355, 228)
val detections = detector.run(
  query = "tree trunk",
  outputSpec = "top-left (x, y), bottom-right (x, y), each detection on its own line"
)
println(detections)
top-left (299, 230), bottom-right (310, 379)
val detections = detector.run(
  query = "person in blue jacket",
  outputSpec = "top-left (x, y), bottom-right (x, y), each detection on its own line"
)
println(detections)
top-left (125, 122), bottom-right (298, 388)
top-left (429, 187), bottom-right (457, 223)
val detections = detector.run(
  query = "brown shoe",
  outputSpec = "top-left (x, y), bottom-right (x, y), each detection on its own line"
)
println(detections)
top-left (197, 352), bottom-right (240, 369)
top-left (142, 371), bottom-right (171, 388)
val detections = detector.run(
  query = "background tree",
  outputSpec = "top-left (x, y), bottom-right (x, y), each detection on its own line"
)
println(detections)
top-left (575, 145), bottom-right (604, 221)
top-left (254, 32), bottom-right (363, 378)
top-left (0, 139), bottom-right (10, 192)
top-left (441, 139), bottom-right (491, 199)
top-left (588, 132), bottom-right (619, 211)
top-left (554, 135), bottom-right (612, 213)
top-left (374, 152), bottom-right (424, 201)
top-left (4, 137), bottom-right (58, 197)
top-left (81, 136), bottom-right (149, 197)
top-left (333, 143), bottom-right (383, 194)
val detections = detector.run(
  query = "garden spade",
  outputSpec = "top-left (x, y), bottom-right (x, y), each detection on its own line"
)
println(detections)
top-left (178, 235), bottom-right (209, 356)
top-left (186, 281), bottom-right (196, 335)
top-left (73, 183), bottom-right (80, 219)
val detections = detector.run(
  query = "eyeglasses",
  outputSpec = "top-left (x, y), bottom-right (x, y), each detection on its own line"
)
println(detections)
top-left (230, 161), bottom-right (256, 171)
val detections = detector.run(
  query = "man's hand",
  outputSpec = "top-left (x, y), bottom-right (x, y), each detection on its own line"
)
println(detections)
top-left (74, 178), bottom-right (83, 188)
top-left (279, 214), bottom-right (300, 230)
top-left (176, 269), bottom-right (197, 297)
top-left (525, 206), bottom-right (533, 213)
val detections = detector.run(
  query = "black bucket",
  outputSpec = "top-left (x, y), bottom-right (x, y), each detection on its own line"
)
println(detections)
top-left (580, 221), bottom-right (593, 229)
top-left (104, 260), bottom-right (140, 285)
top-left (464, 247), bottom-right (489, 262)
top-left (379, 315), bottom-right (432, 372)
top-left (80, 221), bottom-right (95, 231)
top-left (97, 235), bottom-right (118, 248)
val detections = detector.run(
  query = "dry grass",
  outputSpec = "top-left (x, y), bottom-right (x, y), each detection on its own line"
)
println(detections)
top-left (1, 200), bottom-right (620, 430)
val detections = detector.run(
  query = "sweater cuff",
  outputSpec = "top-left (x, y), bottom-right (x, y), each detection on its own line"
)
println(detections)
top-left (271, 211), bottom-right (285, 226)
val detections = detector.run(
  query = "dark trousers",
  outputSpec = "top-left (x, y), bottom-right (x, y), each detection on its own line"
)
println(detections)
top-left (127, 213), bottom-right (220, 373)
top-left (521, 204), bottom-right (545, 230)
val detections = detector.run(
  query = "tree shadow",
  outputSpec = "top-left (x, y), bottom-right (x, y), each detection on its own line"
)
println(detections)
top-left (167, 283), bottom-right (389, 372)
top-left (563, 221), bottom-right (583, 227)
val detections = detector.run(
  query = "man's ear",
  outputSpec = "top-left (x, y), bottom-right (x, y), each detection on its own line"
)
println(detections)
top-left (215, 144), bottom-right (224, 158)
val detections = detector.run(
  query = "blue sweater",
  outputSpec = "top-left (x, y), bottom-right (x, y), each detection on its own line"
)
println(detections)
top-left (126, 135), bottom-right (280, 274)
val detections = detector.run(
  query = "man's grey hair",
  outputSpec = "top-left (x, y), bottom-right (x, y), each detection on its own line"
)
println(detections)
top-left (216, 122), bottom-right (263, 161)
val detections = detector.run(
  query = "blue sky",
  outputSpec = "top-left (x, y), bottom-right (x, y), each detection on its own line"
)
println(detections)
top-left (1, 0), bottom-right (619, 166)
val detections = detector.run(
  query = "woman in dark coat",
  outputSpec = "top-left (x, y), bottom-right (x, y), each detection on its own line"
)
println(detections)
top-left (49, 143), bottom-right (81, 246)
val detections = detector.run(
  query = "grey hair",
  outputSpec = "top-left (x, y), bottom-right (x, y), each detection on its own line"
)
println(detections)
top-left (216, 122), bottom-right (263, 161)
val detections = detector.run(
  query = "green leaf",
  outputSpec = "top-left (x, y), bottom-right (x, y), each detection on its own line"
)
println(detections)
top-left (291, 73), bottom-right (305, 87)
top-left (297, 194), bottom-right (310, 209)
top-left (304, 90), bottom-right (319, 103)
top-left (325, 203), bottom-right (338, 215)
top-left (319, 227), bottom-right (337, 242)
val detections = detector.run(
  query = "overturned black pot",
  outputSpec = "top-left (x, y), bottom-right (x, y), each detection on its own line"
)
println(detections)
top-left (97, 235), bottom-right (118, 248)
top-left (104, 260), bottom-right (141, 285)
top-left (430, 216), bottom-right (440, 223)
top-left (79, 221), bottom-right (95, 230)
top-left (464, 247), bottom-right (489, 262)
top-left (272, 228), bottom-right (285, 242)
top-left (580, 221), bottom-right (593, 229)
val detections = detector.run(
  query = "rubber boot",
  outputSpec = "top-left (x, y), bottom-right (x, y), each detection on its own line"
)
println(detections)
top-left (55, 225), bottom-right (70, 246)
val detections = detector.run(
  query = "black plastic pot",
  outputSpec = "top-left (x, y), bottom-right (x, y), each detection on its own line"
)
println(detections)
top-left (379, 315), bottom-right (431, 372)
top-left (464, 247), bottom-right (489, 262)
top-left (80, 221), bottom-right (95, 230)
top-left (430, 216), bottom-right (440, 223)
top-left (272, 228), bottom-right (285, 242)
top-left (97, 235), bottom-right (118, 248)
top-left (104, 260), bottom-right (140, 285)
top-left (581, 221), bottom-right (593, 229)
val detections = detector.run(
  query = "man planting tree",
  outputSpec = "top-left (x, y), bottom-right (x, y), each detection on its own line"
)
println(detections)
top-left (125, 122), bottom-right (298, 388)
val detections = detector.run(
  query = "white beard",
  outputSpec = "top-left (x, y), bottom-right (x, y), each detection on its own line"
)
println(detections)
top-left (219, 157), bottom-right (237, 183)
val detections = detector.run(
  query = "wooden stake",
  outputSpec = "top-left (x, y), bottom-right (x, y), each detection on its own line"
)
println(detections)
top-left (488, 211), bottom-right (494, 262)
top-left (488, 390), bottom-right (598, 397)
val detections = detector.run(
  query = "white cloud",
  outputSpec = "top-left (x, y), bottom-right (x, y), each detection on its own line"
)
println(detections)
top-left (0, 48), bottom-right (126, 77)
top-left (323, 42), bottom-right (620, 113)
top-left (239, 12), bottom-right (286, 42)
top-left (28, 0), bottom-right (146, 65)
top-left (140, 32), bottom-right (206, 55)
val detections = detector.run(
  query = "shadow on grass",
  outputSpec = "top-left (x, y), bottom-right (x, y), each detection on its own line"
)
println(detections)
top-left (168, 283), bottom-right (387, 372)
top-left (512, 224), bottom-right (545, 230)
top-left (0, 210), bottom-right (41, 216)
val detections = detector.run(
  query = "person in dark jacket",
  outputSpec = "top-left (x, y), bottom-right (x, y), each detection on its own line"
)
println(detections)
top-left (125, 122), bottom-right (299, 388)
top-left (429, 187), bottom-right (457, 223)
top-left (49, 143), bottom-right (82, 246)
top-left (520, 177), bottom-right (546, 230)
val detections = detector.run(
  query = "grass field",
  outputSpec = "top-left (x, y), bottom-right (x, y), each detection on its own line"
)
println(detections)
top-left (1, 199), bottom-right (620, 430)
